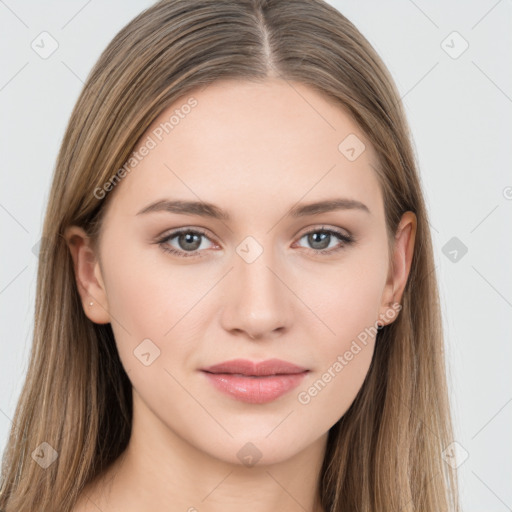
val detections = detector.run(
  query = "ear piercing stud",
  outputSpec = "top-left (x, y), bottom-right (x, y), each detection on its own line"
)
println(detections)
top-left (89, 301), bottom-right (93, 306)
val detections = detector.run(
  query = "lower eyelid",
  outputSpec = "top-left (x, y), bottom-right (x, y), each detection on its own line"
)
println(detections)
top-left (158, 229), bottom-right (214, 251)
top-left (157, 227), bottom-right (353, 257)
top-left (295, 230), bottom-right (353, 250)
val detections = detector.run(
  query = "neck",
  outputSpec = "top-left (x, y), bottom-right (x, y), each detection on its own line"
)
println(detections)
top-left (84, 391), bottom-right (328, 512)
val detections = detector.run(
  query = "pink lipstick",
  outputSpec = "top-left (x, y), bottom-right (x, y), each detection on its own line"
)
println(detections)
top-left (201, 358), bottom-right (309, 404)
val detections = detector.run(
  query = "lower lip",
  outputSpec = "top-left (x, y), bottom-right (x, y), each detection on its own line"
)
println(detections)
top-left (201, 371), bottom-right (308, 404)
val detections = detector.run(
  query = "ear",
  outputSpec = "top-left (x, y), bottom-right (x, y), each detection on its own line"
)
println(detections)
top-left (378, 211), bottom-right (417, 326)
top-left (64, 225), bottom-right (110, 324)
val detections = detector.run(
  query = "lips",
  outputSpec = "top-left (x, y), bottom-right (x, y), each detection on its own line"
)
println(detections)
top-left (200, 358), bottom-right (309, 404)
top-left (201, 358), bottom-right (308, 376)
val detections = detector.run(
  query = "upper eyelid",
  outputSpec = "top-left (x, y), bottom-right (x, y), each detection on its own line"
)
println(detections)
top-left (158, 224), bottom-right (351, 239)
top-left (158, 227), bottom-right (215, 244)
top-left (297, 224), bottom-right (351, 238)
top-left (158, 225), bottom-right (353, 248)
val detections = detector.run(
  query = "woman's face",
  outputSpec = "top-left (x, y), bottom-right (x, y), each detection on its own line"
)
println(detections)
top-left (72, 78), bottom-right (413, 466)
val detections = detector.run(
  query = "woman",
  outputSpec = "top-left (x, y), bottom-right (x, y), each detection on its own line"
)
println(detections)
top-left (0, 0), bottom-right (460, 510)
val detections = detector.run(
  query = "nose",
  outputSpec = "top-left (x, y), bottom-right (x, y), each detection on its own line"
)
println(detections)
top-left (220, 247), bottom-right (293, 341)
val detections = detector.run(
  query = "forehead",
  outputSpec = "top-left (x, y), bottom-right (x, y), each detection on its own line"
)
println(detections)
top-left (104, 78), bottom-right (383, 222)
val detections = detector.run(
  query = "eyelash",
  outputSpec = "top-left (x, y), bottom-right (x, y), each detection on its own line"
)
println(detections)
top-left (155, 226), bottom-right (354, 259)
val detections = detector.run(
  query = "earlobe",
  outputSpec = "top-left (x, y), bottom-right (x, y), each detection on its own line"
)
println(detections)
top-left (64, 226), bottom-right (110, 325)
top-left (378, 211), bottom-right (417, 327)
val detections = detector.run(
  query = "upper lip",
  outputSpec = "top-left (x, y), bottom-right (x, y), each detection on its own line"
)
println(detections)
top-left (201, 358), bottom-right (308, 376)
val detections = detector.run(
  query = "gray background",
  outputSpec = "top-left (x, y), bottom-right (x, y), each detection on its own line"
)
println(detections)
top-left (1, 1), bottom-right (511, 510)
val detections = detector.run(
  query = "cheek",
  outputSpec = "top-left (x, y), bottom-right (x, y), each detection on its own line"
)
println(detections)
top-left (294, 269), bottom-right (382, 427)
top-left (295, 336), bottom-right (375, 436)
top-left (100, 237), bottom-right (206, 336)
top-left (303, 247), bottom-right (387, 343)
top-left (99, 238), bottom-right (220, 385)
top-left (292, 250), bottom-right (385, 422)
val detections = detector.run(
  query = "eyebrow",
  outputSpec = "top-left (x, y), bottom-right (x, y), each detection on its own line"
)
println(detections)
top-left (136, 197), bottom-right (370, 220)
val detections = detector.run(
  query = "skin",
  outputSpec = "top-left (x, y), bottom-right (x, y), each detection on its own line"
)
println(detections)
top-left (66, 78), bottom-right (416, 512)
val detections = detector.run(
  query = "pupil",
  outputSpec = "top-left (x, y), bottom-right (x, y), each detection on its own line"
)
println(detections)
top-left (180, 233), bottom-right (200, 250)
top-left (310, 232), bottom-right (329, 250)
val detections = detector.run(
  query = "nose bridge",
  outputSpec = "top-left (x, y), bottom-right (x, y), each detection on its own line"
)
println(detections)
top-left (222, 234), bottom-right (291, 337)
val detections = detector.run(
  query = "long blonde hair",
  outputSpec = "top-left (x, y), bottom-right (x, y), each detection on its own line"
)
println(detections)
top-left (0, 1), bottom-right (460, 510)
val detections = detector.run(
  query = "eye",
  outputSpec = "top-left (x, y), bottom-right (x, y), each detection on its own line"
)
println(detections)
top-left (156, 228), bottom-right (215, 258)
top-left (294, 226), bottom-right (354, 255)
top-left (155, 225), bottom-right (354, 259)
